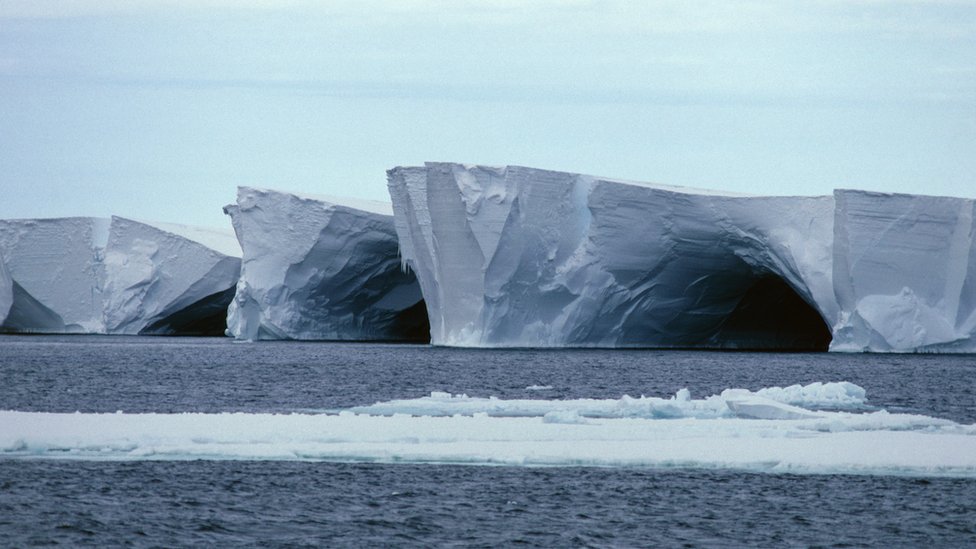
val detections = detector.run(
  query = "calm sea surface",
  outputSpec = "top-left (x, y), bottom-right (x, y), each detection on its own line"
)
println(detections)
top-left (1, 335), bottom-right (975, 547)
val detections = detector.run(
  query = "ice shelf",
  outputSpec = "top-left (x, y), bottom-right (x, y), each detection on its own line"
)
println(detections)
top-left (388, 163), bottom-right (976, 352)
top-left (223, 187), bottom-right (427, 341)
top-left (0, 216), bottom-right (241, 335)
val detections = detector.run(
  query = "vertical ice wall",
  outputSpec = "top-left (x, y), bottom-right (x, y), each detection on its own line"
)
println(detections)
top-left (224, 187), bottom-right (427, 341)
top-left (0, 217), bottom-right (107, 332)
top-left (102, 217), bottom-right (242, 335)
top-left (388, 163), bottom-right (835, 349)
top-left (0, 217), bottom-right (241, 335)
top-left (831, 190), bottom-right (976, 352)
top-left (389, 163), bottom-right (976, 352)
top-left (0, 257), bottom-right (12, 326)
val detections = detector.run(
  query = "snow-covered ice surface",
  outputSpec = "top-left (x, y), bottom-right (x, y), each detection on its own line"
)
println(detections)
top-left (388, 163), bottom-right (976, 352)
top-left (223, 187), bottom-right (427, 341)
top-left (3, 381), bottom-right (974, 478)
top-left (0, 217), bottom-right (240, 335)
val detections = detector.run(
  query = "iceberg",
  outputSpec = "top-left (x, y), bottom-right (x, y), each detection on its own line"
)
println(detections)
top-left (388, 163), bottom-right (836, 349)
top-left (0, 216), bottom-right (241, 335)
top-left (223, 187), bottom-right (427, 341)
top-left (388, 163), bottom-right (976, 352)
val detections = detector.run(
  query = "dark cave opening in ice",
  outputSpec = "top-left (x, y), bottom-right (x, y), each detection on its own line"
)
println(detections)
top-left (711, 274), bottom-right (832, 351)
top-left (140, 286), bottom-right (237, 337)
top-left (389, 299), bottom-right (431, 343)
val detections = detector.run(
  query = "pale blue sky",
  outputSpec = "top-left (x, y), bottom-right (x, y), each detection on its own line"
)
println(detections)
top-left (1, 1), bottom-right (974, 228)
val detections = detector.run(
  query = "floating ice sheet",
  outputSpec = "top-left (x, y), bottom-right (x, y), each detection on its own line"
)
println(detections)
top-left (2, 382), bottom-right (974, 477)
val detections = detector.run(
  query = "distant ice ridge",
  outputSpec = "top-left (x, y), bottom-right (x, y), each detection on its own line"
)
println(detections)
top-left (346, 381), bottom-right (868, 420)
top-left (388, 163), bottom-right (976, 352)
top-left (0, 216), bottom-right (241, 335)
top-left (223, 187), bottom-right (427, 341)
top-left (2, 381), bottom-right (974, 477)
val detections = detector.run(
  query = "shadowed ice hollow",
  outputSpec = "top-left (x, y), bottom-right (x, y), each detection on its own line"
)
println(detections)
top-left (387, 163), bottom-right (976, 352)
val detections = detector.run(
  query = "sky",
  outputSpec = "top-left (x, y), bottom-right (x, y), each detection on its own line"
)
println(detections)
top-left (1, 0), bottom-right (974, 229)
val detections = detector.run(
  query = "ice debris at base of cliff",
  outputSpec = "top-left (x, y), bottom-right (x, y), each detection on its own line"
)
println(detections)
top-left (0, 216), bottom-right (240, 335)
top-left (388, 163), bottom-right (976, 352)
top-left (223, 187), bottom-right (427, 341)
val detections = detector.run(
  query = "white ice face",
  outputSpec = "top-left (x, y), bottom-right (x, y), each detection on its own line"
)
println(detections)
top-left (0, 217), bottom-right (107, 332)
top-left (2, 381), bottom-right (974, 478)
top-left (0, 216), bottom-right (240, 335)
top-left (830, 190), bottom-right (976, 352)
top-left (388, 163), bottom-right (976, 352)
top-left (0, 257), bottom-right (12, 325)
top-left (223, 187), bottom-right (426, 341)
top-left (102, 217), bottom-right (242, 335)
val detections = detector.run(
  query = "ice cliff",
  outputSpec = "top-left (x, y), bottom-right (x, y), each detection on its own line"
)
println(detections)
top-left (830, 190), bottom-right (976, 352)
top-left (223, 187), bottom-right (427, 341)
top-left (388, 163), bottom-right (976, 352)
top-left (0, 216), bottom-right (241, 335)
top-left (0, 256), bottom-right (12, 325)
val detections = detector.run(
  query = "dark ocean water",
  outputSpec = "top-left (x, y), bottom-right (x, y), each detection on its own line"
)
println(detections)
top-left (1, 335), bottom-right (975, 547)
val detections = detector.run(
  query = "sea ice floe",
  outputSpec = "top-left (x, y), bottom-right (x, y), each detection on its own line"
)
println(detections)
top-left (345, 381), bottom-right (869, 419)
top-left (2, 382), bottom-right (973, 477)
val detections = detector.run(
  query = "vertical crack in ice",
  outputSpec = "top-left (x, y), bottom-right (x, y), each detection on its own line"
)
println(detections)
top-left (0, 216), bottom-right (240, 335)
top-left (944, 199), bottom-right (972, 327)
top-left (387, 165), bottom-right (975, 351)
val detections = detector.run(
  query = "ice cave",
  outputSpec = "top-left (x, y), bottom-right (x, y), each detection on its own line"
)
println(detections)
top-left (0, 216), bottom-right (241, 336)
top-left (223, 187), bottom-right (428, 341)
top-left (388, 163), bottom-right (976, 352)
top-left (2, 164), bottom-right (972, 353)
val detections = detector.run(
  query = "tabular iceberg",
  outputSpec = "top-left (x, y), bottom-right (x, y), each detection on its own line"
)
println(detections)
top-left (0, 216), bottom-right (241, 335)
top-left (223, 187), bottom-right (427, 341)
top-left (388, 163), bottom-right (976, 352)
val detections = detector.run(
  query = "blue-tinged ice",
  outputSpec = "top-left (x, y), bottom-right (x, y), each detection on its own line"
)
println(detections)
top-left (223, 187), bottom-right (427, 341)
top-left (388, 163), bottom-right (976, 352)
top-left (0, 216), bottom-right (241, 335)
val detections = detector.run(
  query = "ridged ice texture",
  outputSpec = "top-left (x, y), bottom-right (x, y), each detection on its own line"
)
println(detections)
top-left (831, 190), bottom-right (976, 352)
top-left (388, 163), bottom-right (837, 348)
top-left (0, 216), bottom-right (241, 334)
top-left (223, 187), bottom-right (425, 341)
top-left (389, 163), bottom-right (975, 352)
